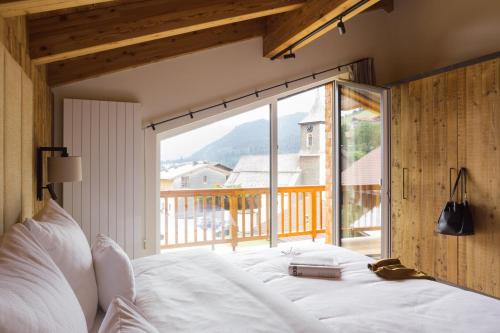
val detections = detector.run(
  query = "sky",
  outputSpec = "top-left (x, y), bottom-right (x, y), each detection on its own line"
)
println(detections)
top-left (161, 86), bottom-right (325, 161)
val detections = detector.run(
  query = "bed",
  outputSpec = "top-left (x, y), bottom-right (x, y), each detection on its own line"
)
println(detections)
top-left (2, 201), bottom-right (499, 332)
top-left (133, 242), bottom-right (500, 333)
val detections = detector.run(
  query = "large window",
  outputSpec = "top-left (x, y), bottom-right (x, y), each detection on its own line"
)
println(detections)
top-left (160, 106), bottom-right (270, 251)
top-left (158, 80), bottom-right (388, 254)
top-left (276, 86), bottom-right (329, 245)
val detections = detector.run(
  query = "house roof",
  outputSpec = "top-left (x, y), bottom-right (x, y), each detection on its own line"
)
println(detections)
top-left (161, 162), bottom-right (231, 180)
top-left (225, 154), bottom-right (301, 187)
top-left (341, 146), bottom-right (381, 186)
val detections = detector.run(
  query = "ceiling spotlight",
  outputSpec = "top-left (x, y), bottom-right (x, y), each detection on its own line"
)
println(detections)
top-left (284, 49), bottom-right (296, 59)
top-left (337, 17), bottom-right (346, 35)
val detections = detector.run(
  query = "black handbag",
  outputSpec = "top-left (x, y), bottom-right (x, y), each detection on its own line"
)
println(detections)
top-left (436, 167), bottom-right (474, 236)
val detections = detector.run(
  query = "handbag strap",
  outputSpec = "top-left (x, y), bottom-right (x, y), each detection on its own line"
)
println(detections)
top-left (449, 168), bottom-right (467, 202)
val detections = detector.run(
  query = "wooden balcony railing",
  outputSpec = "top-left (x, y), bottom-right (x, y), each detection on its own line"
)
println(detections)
top-left (160, 185), bottom-right (381, 250)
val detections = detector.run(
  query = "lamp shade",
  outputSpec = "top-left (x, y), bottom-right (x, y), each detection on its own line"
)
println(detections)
top-left (47, 156), bottom-right (82, 183)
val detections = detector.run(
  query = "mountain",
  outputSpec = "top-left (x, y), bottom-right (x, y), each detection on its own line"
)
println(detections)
top-left (177, 112), bottom-right (307, 168)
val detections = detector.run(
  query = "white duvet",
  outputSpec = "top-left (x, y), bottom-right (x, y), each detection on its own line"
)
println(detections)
top-left (132, 249), bottom-right (328, 333)
top-left (222, 242), bottom-right (500, 333)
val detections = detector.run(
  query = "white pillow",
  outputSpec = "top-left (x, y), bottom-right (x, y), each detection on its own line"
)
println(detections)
top-left (0, 223), bottom-right (87, 332)
top-left (92, 234), bottom-right (136, 311)
top-left (24, 199), bottom-right (98, 329)
top-left (99, 297), bottom-right (158, 333)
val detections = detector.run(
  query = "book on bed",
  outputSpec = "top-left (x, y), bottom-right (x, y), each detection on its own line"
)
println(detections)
top-left (288, 252), bottom-right (341, 278)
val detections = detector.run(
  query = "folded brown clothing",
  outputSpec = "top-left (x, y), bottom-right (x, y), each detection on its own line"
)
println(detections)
top-left (373, 264), bottom-right (435, 281)
top-left (368, 258), bottom-right (401, 271)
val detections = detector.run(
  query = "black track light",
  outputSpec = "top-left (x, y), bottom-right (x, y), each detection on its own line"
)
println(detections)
top-left (283, 49), bottom-right (296, 59)
top-left (337, 17), bottom-right (346, 35)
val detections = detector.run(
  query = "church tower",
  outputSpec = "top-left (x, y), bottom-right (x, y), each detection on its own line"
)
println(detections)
top-left (298, 90), bottom-right (325, 185)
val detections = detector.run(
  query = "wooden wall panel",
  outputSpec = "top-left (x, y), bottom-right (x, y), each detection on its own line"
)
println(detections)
top-left (0, 46), bottom-right (4, 234)
top-left (391, 57), bottom-right (500, 298)
top-left (63, 99), bottom-right (144, 258)
top-left (0, 42), bottom-right (35, 233)
top-left (460, 59), bottom-right (500, 297)
top-left (0, 15), bottom-right (53, 230)
top-left (4, 49), bottom-right (23, 230)
top-left (21, 70), bottom-right (33, 220)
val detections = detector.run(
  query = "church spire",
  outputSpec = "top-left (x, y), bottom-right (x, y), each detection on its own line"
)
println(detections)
top-left (299, 89), bottom-right (325, 125)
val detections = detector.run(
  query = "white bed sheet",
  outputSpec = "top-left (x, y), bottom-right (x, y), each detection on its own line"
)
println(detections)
top-left (221, 242), bottom-right (500, 333)
top-left (132, 249), bottom-right (328, 333)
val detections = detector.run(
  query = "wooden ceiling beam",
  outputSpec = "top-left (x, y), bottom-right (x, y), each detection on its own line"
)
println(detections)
top-left (263, 0), bottom-right (380, 59)
top-left (0, 0), bottom-right (116, 17)
top-left (47, 19), bottom-right (265, 86)
top-left (28, 0), bottom-right (305, 65)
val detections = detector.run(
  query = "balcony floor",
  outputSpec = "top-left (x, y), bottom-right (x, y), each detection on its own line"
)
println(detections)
top-left (161, 234), bottom-right (381, 258)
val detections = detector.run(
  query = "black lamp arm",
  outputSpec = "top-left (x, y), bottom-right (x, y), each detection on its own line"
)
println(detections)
top-left (36, 147), bottom-right (69, 201)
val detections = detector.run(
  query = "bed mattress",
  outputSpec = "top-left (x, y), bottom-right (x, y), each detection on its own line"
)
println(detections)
top-left (221, 242), bottom-right (500, 333)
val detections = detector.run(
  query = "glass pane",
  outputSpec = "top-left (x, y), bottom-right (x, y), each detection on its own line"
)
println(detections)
top-left (160, 106), bottom-right (270, 252)
top-left (277, 85), bottom-right (330, 245)
top-left (339, 85), bottom-right (382, 258)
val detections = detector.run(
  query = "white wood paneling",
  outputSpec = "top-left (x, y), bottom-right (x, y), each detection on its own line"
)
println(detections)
top-left (116, 102), bottom-right (126, 250)
top-left (133, 103), bottom-right (144, 256)
top-left (72, 100), bottom-right (82, 226)
top-left (99, 101), bottom-right (109, 235)
top-left (63, 98), bottom-right (143, 258)
top-left (90, 100), bottom-right (100, 245)
top-left (108, 102), bottom-right (117, 240)
top-left (81, 100), bottom-right (91, 240)
top-left (125, 103), bottom-right (134, 255)
top-left (62, 99), bottom-right (73, 215)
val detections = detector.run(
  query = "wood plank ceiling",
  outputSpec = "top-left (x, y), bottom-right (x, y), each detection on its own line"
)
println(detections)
top-left (0, 0), bottom-right (392, 86)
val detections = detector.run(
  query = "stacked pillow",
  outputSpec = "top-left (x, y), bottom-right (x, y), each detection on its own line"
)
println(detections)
top-left (0, 223), bottom-right (87, 332)
top-left (24, 199), bottom-right (99, 329)
top-left (92, 234), bottom-right (136, 311)
top-left (0, 199), bottom-right (158, 332)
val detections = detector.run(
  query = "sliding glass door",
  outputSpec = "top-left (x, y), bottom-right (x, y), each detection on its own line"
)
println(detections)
top-left (334, 80), bottom-right (389, 258)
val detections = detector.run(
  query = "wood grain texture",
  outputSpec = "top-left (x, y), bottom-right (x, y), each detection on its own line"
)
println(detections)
top-left (460, 58), bottom-right (500, 297)
top-left (0, 0), bottom-right (116, 17)
top-left (47, 19), bottom-right (265, 86)
top-left (21, 69), bottom-right (33, 220)
top-left (3, 48), bottom-right (22, 230)
top-left (0, 46), bottom-right (4, 234)
top-left (263, 0), bottom-right (379, 58)
top-left (391, 57), bottom-right (500, 298)
top-left (0, 16), bottom-right (53, 220)
top-left (28, 0), bottom-right (304, 64)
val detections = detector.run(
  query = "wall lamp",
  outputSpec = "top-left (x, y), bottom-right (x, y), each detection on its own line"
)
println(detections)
top-left (36, 147), bottom-right (82, 201)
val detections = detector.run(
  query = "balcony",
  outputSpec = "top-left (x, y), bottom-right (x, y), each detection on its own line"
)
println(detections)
top-left (160, 185), bottom-right (381, 254)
